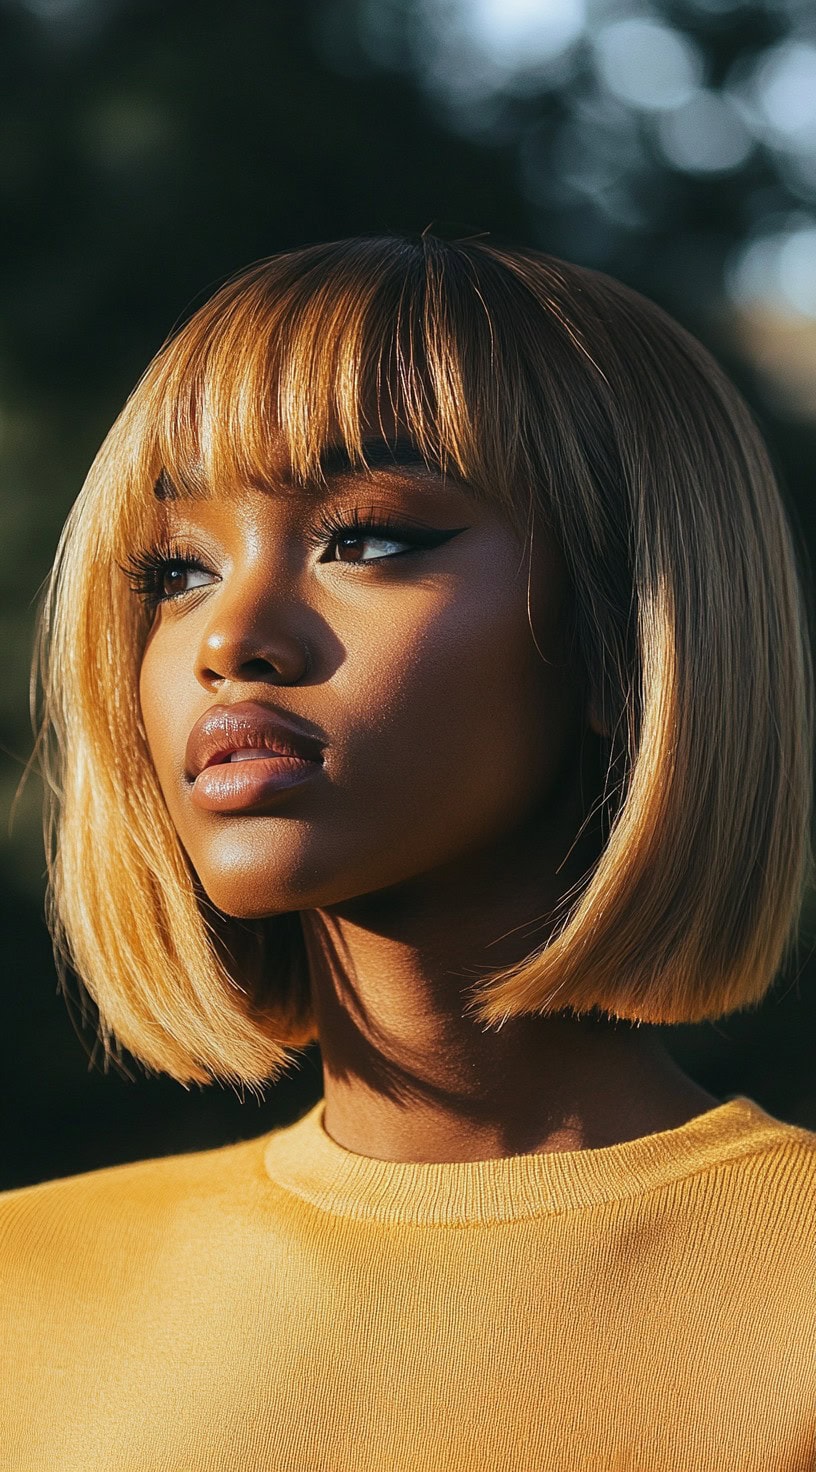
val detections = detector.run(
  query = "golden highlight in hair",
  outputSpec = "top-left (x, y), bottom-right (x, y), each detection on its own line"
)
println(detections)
top-left (32, 234), bottom-right (816, 1088)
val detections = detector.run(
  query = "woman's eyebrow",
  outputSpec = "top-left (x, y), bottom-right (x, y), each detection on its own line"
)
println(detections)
top-left (319, 438), bottom-right (441, 476)
top-left (319, 438), bottom-right (478, 500)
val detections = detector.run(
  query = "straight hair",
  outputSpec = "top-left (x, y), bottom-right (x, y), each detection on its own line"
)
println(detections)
top-left (33, 234), bottom-right (816, 1089)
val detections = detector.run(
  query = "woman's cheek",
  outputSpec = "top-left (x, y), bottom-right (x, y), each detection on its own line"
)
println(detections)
top-left (139, 632), bottom-right (198, 807)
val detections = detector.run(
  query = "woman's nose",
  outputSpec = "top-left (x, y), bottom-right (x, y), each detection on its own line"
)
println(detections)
top-left (194, 579), bottom-right (311, 691)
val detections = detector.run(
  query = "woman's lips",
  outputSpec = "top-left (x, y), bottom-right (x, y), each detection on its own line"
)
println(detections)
top-left (191, 751), bottom-right (323, 813)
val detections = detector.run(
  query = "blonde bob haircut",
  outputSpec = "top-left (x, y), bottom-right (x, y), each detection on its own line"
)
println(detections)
top-left (34, 232), bottom-right (816, 1090)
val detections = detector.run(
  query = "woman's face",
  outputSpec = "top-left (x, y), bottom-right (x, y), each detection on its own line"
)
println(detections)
top-left (138, 440), bottom-right (591, 919)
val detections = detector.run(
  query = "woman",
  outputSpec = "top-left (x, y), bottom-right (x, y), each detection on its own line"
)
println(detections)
top-left (2, 233), bottom-right (815, 1469)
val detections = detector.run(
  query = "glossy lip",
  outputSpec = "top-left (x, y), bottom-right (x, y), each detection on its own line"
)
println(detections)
top-left (186, 700), bottom-right (326, 778)
top-left (185, 701), bottom-right (326, 814)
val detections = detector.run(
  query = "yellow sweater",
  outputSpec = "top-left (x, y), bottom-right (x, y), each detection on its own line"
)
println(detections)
top-left (1, 1094), bottom-right (814, 1471)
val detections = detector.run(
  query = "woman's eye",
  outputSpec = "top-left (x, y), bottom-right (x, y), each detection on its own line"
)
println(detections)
top-left (159, 561), bottom-right (216, 599)
top-left (315, 517), bottom-right (467, 567)
top-left (119, 546), bottom-right (219, 609)
top-left (329, 533), bottom-right (413, 564)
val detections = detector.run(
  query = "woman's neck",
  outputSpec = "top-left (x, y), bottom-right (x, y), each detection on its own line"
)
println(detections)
top-left (299, 829), bottom-right (718, 1165)
top-left (315, 1014), bottom-right (719, 1165)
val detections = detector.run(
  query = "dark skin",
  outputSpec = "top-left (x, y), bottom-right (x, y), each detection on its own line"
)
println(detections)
top-left (139, 438), bottom-right (719, 1163)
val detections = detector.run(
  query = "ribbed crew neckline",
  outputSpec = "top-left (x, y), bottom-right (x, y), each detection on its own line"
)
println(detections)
top-left (262, 1094), bottom-right (784, 1225)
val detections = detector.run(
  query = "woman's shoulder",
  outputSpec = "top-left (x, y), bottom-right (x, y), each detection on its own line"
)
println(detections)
top-left (734, 1100), bottom-right (816, 1200)
top-left (0, 1131), bottom-right (273, 1284)
top-left (677, 1094), bottom-right (816, 1208)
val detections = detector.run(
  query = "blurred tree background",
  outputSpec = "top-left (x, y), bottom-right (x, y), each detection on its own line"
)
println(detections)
top-left (2, 0), bottom-right (815, 1190)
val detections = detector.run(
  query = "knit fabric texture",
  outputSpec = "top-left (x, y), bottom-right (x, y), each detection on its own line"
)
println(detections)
top-left (1, 1093), bottom-right (815, 1470)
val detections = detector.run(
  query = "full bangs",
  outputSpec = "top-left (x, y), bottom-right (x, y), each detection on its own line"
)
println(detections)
top-left (115, 238), bottom-right (534, 571)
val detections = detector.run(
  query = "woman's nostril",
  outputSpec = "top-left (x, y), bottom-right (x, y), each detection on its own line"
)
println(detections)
top-left (198, 635), bottom-right (312, 688)
top-left (241, 658), bottom-right (281, 681)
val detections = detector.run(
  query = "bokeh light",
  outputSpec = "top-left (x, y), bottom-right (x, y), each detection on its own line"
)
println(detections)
top-left (592, 19), bottom-right (703, 113)
top-left (656, 91), bottom-right (753, 174)
top-left (740, 40), bottom-right (816, 155)
top-left (729, 218), bottom-right (816, 319)
top-left (457, 0), bottom-right (585, 66)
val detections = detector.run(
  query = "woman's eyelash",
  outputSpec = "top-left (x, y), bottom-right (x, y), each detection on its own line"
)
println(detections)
top-left (303, 505), bottom-right (457, 558)
top-left (119, 511), bottom-right (462, 608)
top-left (119, 540), bottom-right (210, 607)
